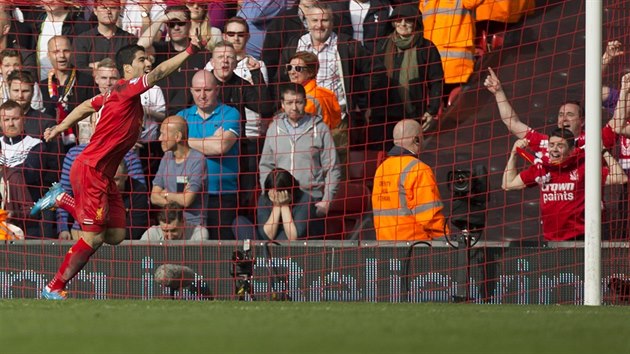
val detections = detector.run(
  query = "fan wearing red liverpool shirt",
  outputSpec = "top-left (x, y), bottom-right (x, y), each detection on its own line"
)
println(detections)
top-left (484, 67), bottom-right (619, 154)
top-left (31, 36), bottom-right (203, 300)
top-left (502, 128), bottom-right (627, 241)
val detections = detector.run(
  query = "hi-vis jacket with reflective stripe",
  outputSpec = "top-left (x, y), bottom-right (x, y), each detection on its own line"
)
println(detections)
top-left (475, 0), bottom-right (535, 23)
top-left (419, 0), bottom-right (484, 84)
top-left (372, 147), bottom-right (449, 241)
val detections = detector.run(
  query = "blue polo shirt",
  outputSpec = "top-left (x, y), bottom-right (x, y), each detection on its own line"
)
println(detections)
top-left (178, 104), bottom-right (241, 194)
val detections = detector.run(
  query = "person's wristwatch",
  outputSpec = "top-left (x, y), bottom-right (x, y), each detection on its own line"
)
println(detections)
top-left (141, 11), bottom-right (149, 19)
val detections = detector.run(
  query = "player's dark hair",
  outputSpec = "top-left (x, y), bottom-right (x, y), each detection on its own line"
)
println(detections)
top-left (115, 44), bottom-right (145, 75)
top-left (280, 83), bottom-right (306, 101)
top-left (6, 70), bottom-right (35, 85)
top-left (549, 127), bottom-right (576, 150)
top-left (157, 203), bottom-right (184, 224)
top-left (264, 168), bottom-right (302, 203)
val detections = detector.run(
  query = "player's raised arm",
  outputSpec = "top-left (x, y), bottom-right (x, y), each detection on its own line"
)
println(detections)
top-left (484, 67), bottom-right (531, 139)
top-left (607, 73), bottom-right (630, 137)
top-left (44, 98), bottom-right (97, 142)
top-left (145, 30), bottom-right (203, 87)
top-left (603, 149), bottom-right (628, 185)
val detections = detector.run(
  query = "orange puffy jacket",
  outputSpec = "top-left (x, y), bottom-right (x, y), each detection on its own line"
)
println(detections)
top-left (303, 79), bottom-right (342, 130)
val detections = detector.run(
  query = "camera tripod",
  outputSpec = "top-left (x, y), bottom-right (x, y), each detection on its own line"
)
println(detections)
top-left (448, 227), bottom-right (482, 303)
top-left (232, 240), bottom-right (256, 301)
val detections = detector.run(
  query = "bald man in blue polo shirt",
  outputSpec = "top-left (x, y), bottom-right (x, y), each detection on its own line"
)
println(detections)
top-left (177, 70), bottom-right (240, 240)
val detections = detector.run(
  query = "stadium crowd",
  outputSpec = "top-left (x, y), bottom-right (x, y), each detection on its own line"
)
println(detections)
top-left (1, 0), bottom-right (624, 244)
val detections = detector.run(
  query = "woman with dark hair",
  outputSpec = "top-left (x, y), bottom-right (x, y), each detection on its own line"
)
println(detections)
top-left (257, 168), bottom-right (322, 240)
top-left (232, 168), bottom-right (323, 240)
top-left (370, 5), bottom-right (444, 151)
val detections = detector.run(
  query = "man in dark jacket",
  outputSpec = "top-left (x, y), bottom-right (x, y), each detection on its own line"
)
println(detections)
top-left (39, 35), bottom-right (95, 148)
top-left (29, 4), bottom-right (91, 81)
top-left (7, 70), bottom-right (62, 184)
top-left (209, 43), bottom-right (274, 213)
top-left (73, 0), bottom-right (138, 72)
top-left (0, 11), bottom-right (37, 80)
top-left (329, 0), bottom-right (391, 54)
top-left (262, 0), bottom-right (313, 90)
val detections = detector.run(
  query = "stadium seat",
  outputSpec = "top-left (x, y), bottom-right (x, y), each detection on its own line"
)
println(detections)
top-left (348, 149), bottom-right (381, 186)
top-left (325, 181), bottom-right (372, 240)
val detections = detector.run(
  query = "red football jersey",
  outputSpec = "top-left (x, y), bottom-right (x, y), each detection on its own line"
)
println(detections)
top-left (525, 125), bottom-right (617, 155)
top-left (520, 162), bottom-right (609, 241)
top-left (78, 75), bottom-right (150, 179)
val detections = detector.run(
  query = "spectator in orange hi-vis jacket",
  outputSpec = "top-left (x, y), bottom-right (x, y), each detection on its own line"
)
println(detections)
top-left (475, 0), bottom-right (535, 51)
top-left (372, 119), bottom-right (448, 241)
top-left (476, 0), bottom-right (535, 25)
top-left (287, 51), bottom-right (341, 131)
top-left (419, 0), bottom-right (483, 98)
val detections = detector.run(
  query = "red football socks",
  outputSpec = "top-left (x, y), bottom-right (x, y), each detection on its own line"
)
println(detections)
top-left (57, 193), bottom-right (77, 220)
top-left (47, 238), bottom-right (96, 292)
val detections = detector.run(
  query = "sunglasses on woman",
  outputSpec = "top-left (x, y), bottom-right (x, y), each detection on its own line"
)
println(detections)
top-left (286, 65), bottom-right (308, 73)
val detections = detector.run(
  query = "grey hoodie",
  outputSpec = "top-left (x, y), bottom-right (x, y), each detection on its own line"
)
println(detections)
top-left (259, 113), bottom-right (340, 203)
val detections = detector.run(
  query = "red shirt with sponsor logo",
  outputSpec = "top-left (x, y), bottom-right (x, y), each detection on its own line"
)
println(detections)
top-left (525, 125), bottom-right (617, 155)
top-left (519, 159), bottom-right (609, 241)
top-left (78, 75), bottom-right (150, 179)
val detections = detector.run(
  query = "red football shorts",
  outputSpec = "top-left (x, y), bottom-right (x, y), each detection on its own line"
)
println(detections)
top-left (69, 159), bottom-right (126, 233)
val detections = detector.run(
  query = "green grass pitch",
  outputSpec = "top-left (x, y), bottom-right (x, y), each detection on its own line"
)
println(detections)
top-left (1, 300), bottom-right (629, 354)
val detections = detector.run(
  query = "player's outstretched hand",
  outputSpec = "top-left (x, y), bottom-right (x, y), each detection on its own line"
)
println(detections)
top-left (44, 125), bottom-right (61, 142)
top-left (484, 67), bottom-right (502, 94)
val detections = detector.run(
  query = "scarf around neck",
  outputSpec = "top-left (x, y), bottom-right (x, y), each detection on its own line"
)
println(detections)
top-left (384, 33), bottom-right (419, 116)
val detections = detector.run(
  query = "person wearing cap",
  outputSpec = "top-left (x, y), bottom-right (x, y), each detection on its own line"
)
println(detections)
top-left (138, 5), bottom-right (210, 115)
top-left (370, 4), bottom-right (443, 151)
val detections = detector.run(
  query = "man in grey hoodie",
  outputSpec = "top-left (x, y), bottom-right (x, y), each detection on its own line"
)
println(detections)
top-left (259, 83), bottom-right (340, 216)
